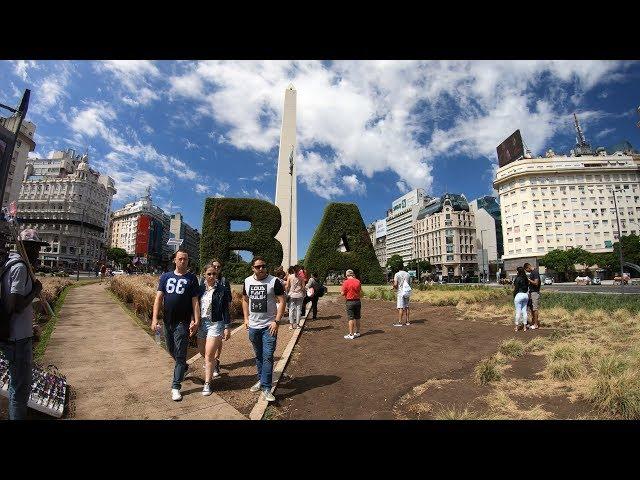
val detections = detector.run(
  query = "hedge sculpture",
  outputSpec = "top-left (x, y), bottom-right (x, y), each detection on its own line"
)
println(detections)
top-left (200, 198), bottom-right (283, 270)
top-left (304, 202), bottom-right (385, 284)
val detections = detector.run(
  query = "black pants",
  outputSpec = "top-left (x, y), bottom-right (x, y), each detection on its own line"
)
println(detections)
top-left (302, 295), bottom-right (318, 319)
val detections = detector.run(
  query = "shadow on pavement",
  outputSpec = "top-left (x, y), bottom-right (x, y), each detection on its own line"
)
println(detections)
top-left (357, 329), bottom-right (384, 337)
top-left (275, 374), bottom-right (341, 401)
top-left (304, 325), bottom-right (334, 332)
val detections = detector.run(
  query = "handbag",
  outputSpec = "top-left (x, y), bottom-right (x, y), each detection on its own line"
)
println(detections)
top-left (306, 287), bottom-right (315, 298)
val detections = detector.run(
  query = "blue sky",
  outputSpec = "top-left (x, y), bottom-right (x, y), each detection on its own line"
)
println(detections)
top-left (1, 60), bottom-right (639, 259)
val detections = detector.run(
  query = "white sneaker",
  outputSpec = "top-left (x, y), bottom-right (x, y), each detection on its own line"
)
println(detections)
top-left (262, 389), bottom-right (276, 402)
top-left (393, 323), bottom-right (403, 327)
top-left (202, 383), bottom-right (212, 396)
top-left (250, 381), bottom-right (262, 392)
top-left (353, 332), bottom-right (361, 338)
top-left (344, 334), bottom-right (354, 339)
top-left (171, 388), bottom-right (182, 401)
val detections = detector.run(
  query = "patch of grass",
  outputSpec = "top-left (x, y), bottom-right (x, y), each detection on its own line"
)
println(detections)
top-left (474, 356), bottom-right (502, 385)
top-left (526, 337), bottom-right (547, 352)
top-left (543, 293), bottom-right (640, 313)
top-left (434, 406), bottom-right (481, 420)
top-left (589, 371), bottom-right (640, 419)
top-left (33, 283), bottom-right (74, 361)
top-left (596, 355), bottom-right (629, 378)
top-left (548, 344), bottom-right (577, 361)
top-left (500, 339), bottom-right (525, 358)
top-left (548, 360), bottom-right (584, 381)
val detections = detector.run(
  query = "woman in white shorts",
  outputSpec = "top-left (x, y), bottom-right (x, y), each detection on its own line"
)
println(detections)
top-left (197, 260), bottom-right (232, 396)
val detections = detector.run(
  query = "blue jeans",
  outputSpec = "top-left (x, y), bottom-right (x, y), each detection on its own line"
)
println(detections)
top-left (163, 322), bottom-right (189, 390)
top-left (248, 327), bottom-right (277, 391)
top-left (0, 338), bottom-right (33, 420)
top-left (514, 292), bottom-right (529, 326)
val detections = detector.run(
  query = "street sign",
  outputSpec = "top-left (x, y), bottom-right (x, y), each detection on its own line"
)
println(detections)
top-left (167, 238), bottom-right (184, 246)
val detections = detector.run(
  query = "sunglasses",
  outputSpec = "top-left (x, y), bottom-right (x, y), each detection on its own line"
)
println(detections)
top-left (253, 264), bottom-right (267, 269)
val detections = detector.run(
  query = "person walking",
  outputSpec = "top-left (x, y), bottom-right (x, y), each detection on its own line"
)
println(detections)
top-left (100, 263), bottom-right (106, 284)
top-left (524, 262), bottom-right (541, 329)
top-left (341, 269), bottom-right (362, 339)
top-left (393, 267), bottom-right (412, 326)
top-left (196, 259), bottom-right (232, 396)
top-left (151, 249), bottom-right (201, 401)
top-left (0, 229), bottom-right (45, 420)
top-left (512, 266), bottom-right (529, 332)
top-left (302, 272), bottom-right (320, 320)
top-left (242, 256), bottom-right (286, 402)
top-left (285, 265), bottom-right (304, 330)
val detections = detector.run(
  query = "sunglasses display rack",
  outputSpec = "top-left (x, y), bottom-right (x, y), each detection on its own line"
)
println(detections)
top-left (0, 353), bottom-right (67, 418)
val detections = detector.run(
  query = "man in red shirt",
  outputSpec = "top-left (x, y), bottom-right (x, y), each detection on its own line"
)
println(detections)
top-left (341, 269), bottom-right (362, 339)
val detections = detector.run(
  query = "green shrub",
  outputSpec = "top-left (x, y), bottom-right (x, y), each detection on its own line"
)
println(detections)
top-left (548, 344), bottom-right (577, 362)
top-left (526, 337), bottom-right (547, 352)
top-left (589, 371), bottom-right (640, 419)
top-left (597, 355), bottom-right (629, 378)
top-left (304, 203), bottom-right (385, 284)
top-left (548, 360), bottom-right (583, 380)
top-left (500, 339), bottom-right (525, 358)
top-left (474, 357), bottom-right (502, 385)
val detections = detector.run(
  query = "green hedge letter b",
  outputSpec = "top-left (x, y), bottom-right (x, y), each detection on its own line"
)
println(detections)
top-left (200, 198), bottom-right (283, 269)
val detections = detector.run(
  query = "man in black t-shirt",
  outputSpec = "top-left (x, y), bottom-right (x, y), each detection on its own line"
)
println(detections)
top-left (524, 262), bottom-right (541, 330)
top-left (152, 250), bottom-right (200, 401)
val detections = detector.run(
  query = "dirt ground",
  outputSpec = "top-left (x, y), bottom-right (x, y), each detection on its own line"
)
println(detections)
top-left (267, 296), bottom-right (594, 419)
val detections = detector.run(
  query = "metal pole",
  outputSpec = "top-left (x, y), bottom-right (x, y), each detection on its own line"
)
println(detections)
top-left (612, 189), bottom-right (625, 292)
top-left (76, 206), bottom-right (85, 281)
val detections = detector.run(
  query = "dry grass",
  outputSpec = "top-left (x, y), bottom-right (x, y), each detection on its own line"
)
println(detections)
top-left (110, 274), bottom-right (244, 322)
top-left (474, 356), bottom-right (502, 385)
top-left (40, 277), bottom-right (73, 305)
top-left (500, 339), bottom-right (525, 358)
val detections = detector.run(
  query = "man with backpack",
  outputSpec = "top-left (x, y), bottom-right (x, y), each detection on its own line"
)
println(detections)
top-left (0, 229), bottom-right (45, 420)
top-left (393, 266), bottom-right (412, 326)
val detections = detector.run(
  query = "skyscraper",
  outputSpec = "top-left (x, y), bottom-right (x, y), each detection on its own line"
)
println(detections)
top-left (274, 84), bottom-right (297, 267)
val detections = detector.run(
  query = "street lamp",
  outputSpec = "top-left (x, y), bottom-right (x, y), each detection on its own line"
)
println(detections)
top-left (610, 189), bottom-right (625, 291)
top-left (480, 229), bottom-right (489, 283)
top-left (76, 205), bottom-right (86, 281)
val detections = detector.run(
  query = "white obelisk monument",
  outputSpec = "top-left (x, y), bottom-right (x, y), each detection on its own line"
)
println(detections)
top-left (274, 84), bottom-right (297, 268)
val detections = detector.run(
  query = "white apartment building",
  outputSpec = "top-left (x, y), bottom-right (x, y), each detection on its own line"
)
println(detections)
top-left (0, 115), bottom-right (36, 208)
top-left (367, 219), bottom-right (387, 267)
top-left (110, 190), bottom-right (171, 268)
top-left (18, 149), bottom-right (116, 269)
top-left (414, 194), bottom-right (476, 278)
top-left (170, 212), bottom-right (200, 268)
top-left (493, 153), bottom-right (640, 273)
top-left (385, 188), bottom-right (427, 264)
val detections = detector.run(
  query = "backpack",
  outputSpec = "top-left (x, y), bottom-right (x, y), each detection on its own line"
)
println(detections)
top-left (0, 258), bottom-right (27, 341)
top-left (400, 275), bottom-right (412, 297)
top-left (316, 280), bottom-right (326, 297)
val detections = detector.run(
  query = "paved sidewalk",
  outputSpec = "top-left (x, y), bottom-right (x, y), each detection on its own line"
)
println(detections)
top-left (43, 283), bottom-right (245, 420)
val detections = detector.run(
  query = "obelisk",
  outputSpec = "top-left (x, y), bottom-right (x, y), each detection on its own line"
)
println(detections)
top-left (274, 84), bottom-right (297, 268)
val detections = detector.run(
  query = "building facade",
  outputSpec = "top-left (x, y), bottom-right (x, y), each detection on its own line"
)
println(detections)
top-left (385, 188), bottom-right (428, 264)
top-left (110, 190), bottom-right (171, 269)
top-left (169, 212), bottom-right (200, 268)
top-left (469, 196), bottom-right (502, 279)
top-left (414, 193), bottom-right (477, 278)
top-left (367, 219), bottom-right (387, 268)
top-left (493, 153), bottom-right (640, 274)
top-left (17, 149), bottom-right (116, 270)
top-left (0, 115), bottom-right (36, 208)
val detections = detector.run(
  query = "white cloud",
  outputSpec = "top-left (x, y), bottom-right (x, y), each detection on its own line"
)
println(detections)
top-left (343, 174), bottom-right (366, 195)
top-left (31, 63), bottom-right (73, 120)
top-left (184, 139), bottom-right (198, 150)
top-left (12, 60), bottom-right (38, 81)
top-left (595, 127), bottom-right (615, 140)
top-left (95, 60), bottom-right (161, 106)
top-left (167, 60), bottom-right (626, 198)
top-left (240, 188), bottom-right (271, 202)
top-left (195, 183), bottom-right (209, 194)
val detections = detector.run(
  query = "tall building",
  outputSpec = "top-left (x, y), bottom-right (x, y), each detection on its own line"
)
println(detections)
top-left (0, 115), bottom-right (36, 208)
top-left (494, 152), bottom-right (640, 274)
top-left (469, 196), bottom-right (503, 276)
top-left (17, 149), bottom-right (116, 269)
top-left (414, 193), bottom-right (476, 278)
top-left (274, 84), bottom-right (297, 268)
top-left (110, 189), bottom-right (171, 269)
top-left (169, 212), bottom-right (200, 267)
top-left (367, 219), bottom-right (387, 267)
top-left (386, 188), bottom-right (428, 264)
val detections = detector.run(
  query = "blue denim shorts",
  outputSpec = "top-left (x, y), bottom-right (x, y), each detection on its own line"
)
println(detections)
top-left (197, 317), bottom-right (225, 339)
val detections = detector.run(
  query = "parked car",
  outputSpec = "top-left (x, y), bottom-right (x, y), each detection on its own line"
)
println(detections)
top-left (575, 275), bottom-right (591, 285)
top-left (544, 277), bottom-right (553, 285)
top-left (112, 270), bottom-right (126, 276)
top-left (592, 277), bottom-right (602, 285)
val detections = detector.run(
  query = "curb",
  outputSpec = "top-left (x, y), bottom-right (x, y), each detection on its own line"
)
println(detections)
top-left (248, 303), bottom-right (315, 420)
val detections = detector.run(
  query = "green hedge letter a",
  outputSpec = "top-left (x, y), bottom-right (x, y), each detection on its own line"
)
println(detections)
top-left (200, 198), bottom-right (283, 269)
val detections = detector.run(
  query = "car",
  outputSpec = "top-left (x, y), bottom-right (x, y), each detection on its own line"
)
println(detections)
top-left (112, 270), bottom-right (126, 276)
top-left (592, 277), bottom-right (601, 285)
top-left (544, 277), bottom-right (553, 285)
top-left (575, 275), bottom-right (591, 285)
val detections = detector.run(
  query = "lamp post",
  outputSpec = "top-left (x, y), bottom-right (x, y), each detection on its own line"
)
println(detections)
top-left (76, 205), bottom-right (86, 281)
top-left (611, 189), bottom-right (625, 292)
top-left (480, 229), bottom-right (489, 283)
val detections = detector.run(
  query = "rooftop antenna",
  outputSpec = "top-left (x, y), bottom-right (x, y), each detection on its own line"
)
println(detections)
top-left (573, 113), bottom-right (593, 156)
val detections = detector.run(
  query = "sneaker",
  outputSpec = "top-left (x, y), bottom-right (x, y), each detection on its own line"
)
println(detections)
top-left (262, 389), bottom-right (276, 402)
top-left (353, 332), bottom-right (361, 338)
top-left (393, 323), bottom-right (404, 327)
top-left (213, 359), bottom-right (221, 377)
top-left (250, 381), bottom-right (262, 392)
top-left (344, 334), bottom-right (355, 339)
top-left (171, 388), bottom-right (182, 401)
top-left (404, 322), bottom-right (411, 326)
top-left (529, 324), bottom-right (539, 330)
top-left (289, 325), bottom-right (294, 330)
top-left (202, 383), bottom-right (212, 396)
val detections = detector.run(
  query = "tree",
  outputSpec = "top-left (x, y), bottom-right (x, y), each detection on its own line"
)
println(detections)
top-left (539, 247), bottom-right (592, 281)
top-left (386, 254), bottom-right (404, 274)
top-left (418, 260), bottom-right (432, 273)
top-left (107, 247), bottom-right (131, 269)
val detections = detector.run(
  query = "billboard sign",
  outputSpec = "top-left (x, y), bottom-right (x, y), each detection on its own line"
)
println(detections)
top-left (375, 219), bottom-right (387, 238)
top-left (496, 129), bottom-right (525, 168)
top-left (392, 189), bottom-right (421, 213)
top-left (135, 215), bottom-right (151, 255)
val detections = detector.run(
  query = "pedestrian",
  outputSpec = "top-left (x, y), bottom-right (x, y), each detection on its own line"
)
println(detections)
top-left (100, 263), bottom-right (106, 284)
top-left (513, 266), bottom-right (529, 332)
top-left (341, 269), bottom-right (362, 339)
top-left (302, 272), bottom-right (320, 320)
top-left (0, 229), bottom-right (45, 420)
top-left (151, 249), bottom-right (201, 401)
top-left (285, 265), bottom-right (304, 330)
top-left (524, 262), bottom-right (541, 329)
top-left (242, 256), bottom-right (286, 402)
top-left (196, 259), bottom-right (232, 395)
top-left (393, 266), bottom-right (411, 326)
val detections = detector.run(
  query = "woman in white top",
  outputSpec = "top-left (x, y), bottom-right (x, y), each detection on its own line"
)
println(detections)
top-left (196, 260), bottom-right (232, 396)
top-left (285, 265), bottom-right (305, 329)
